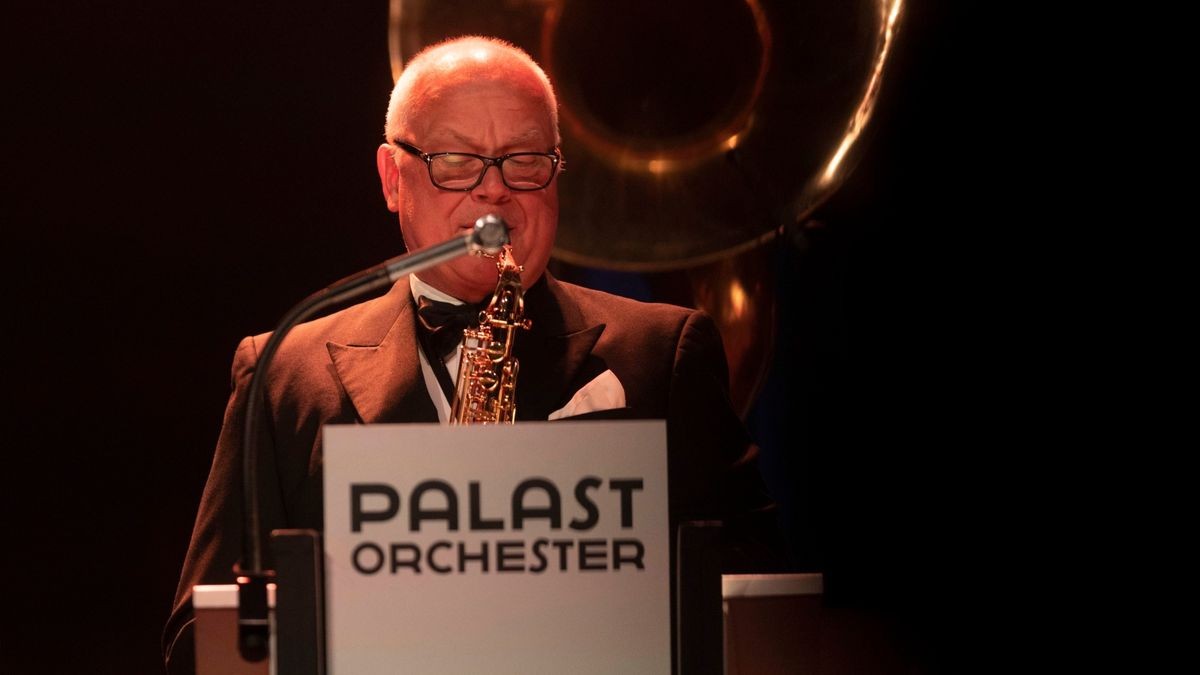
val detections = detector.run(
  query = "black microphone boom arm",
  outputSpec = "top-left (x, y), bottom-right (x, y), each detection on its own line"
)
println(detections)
top-left (234, 215), bottom-right (509, 661)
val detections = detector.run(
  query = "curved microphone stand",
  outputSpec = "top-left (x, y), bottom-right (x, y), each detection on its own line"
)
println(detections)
top-left (235, 215), bottom-right (509, 660)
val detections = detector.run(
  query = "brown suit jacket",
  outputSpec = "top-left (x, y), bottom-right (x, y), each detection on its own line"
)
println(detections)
top-left (163, 273), bottom-right (775, 672)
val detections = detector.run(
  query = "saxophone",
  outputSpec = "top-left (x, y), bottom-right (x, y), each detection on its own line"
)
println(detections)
top-left (449, 245), bottom-right (532, 424)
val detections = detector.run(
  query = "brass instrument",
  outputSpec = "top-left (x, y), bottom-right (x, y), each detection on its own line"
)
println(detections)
top-left (449, 246), bottom-right (532, 424)
top-left (388, 0), bottom-right (903, 269)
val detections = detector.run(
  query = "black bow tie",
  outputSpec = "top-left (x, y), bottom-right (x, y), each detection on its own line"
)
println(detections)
top-left (416, 296), bottom-right (484, 360)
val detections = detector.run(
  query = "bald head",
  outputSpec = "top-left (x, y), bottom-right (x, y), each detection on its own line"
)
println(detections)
top-left (384, 36), bottom-right (560, 145)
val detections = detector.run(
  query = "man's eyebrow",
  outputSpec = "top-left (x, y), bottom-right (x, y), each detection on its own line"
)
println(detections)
top-left (505, 128), bottom-right (546, 146)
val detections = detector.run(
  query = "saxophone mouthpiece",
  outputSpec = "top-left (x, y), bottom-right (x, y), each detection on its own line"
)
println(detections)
top-left (469, 214), bottom-right (510, 255)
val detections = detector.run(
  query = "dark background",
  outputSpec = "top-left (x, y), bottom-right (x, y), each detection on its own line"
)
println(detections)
top-left (3, 1), bottom-right (989, 673)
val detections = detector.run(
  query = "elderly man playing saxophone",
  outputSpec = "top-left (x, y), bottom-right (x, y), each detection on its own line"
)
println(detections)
top-left (164, 36), bottom-right (777, 673)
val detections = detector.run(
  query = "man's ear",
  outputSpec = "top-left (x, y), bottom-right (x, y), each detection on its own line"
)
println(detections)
top-left (376, 143), bottom-right (400, 212)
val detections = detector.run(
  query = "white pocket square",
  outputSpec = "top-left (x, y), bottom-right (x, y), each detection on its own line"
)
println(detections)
top-left (548, 369), bottom-right (626, 420)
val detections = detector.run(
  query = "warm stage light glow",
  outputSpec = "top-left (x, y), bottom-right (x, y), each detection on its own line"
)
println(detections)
top-left (728, 281), bottom-right (747, 320)
top-left (820, 0), bottom-right (904, 187)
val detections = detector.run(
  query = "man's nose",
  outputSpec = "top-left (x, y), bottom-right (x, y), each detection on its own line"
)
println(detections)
top-left (471, 164), bottom-right (511, 203)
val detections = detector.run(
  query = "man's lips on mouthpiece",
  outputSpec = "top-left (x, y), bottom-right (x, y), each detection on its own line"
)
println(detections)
top-left (459, 219), bottom-right (517, 231)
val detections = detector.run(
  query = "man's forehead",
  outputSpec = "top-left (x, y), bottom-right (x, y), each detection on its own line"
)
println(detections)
top-left (413, 64), bottom-right (545, 109)
top-left (409, 77), bottom-right (553, 145)
top-left (423, 126), bottom-right (550, 148)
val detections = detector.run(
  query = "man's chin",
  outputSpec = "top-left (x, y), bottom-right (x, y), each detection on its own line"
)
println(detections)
top-left (456, 265), bottom-right (504, 302)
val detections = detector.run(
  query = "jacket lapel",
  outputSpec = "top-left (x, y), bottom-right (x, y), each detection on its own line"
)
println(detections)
top-left (326, 278), bottom-right (439, 424)
top-left (515, 275), bottom-right (606, 420)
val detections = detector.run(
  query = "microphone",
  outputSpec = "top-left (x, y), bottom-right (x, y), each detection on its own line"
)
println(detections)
top-left (235, 215), bottom-right (508, 661)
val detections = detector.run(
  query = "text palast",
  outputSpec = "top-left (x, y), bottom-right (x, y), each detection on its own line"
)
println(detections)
top-left (350, 477), bottom-right (645, 533)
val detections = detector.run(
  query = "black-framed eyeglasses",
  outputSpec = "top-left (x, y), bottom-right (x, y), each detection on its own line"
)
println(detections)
top-left (394, 141), bottom-right (562, 191)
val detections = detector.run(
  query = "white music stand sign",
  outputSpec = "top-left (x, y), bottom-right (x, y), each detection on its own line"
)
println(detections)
top-left (323, 420), bottom-right (670, 675)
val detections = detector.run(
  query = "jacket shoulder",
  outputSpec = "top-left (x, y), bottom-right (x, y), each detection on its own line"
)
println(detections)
top-left (552, 277), bottom-right (697, 333)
